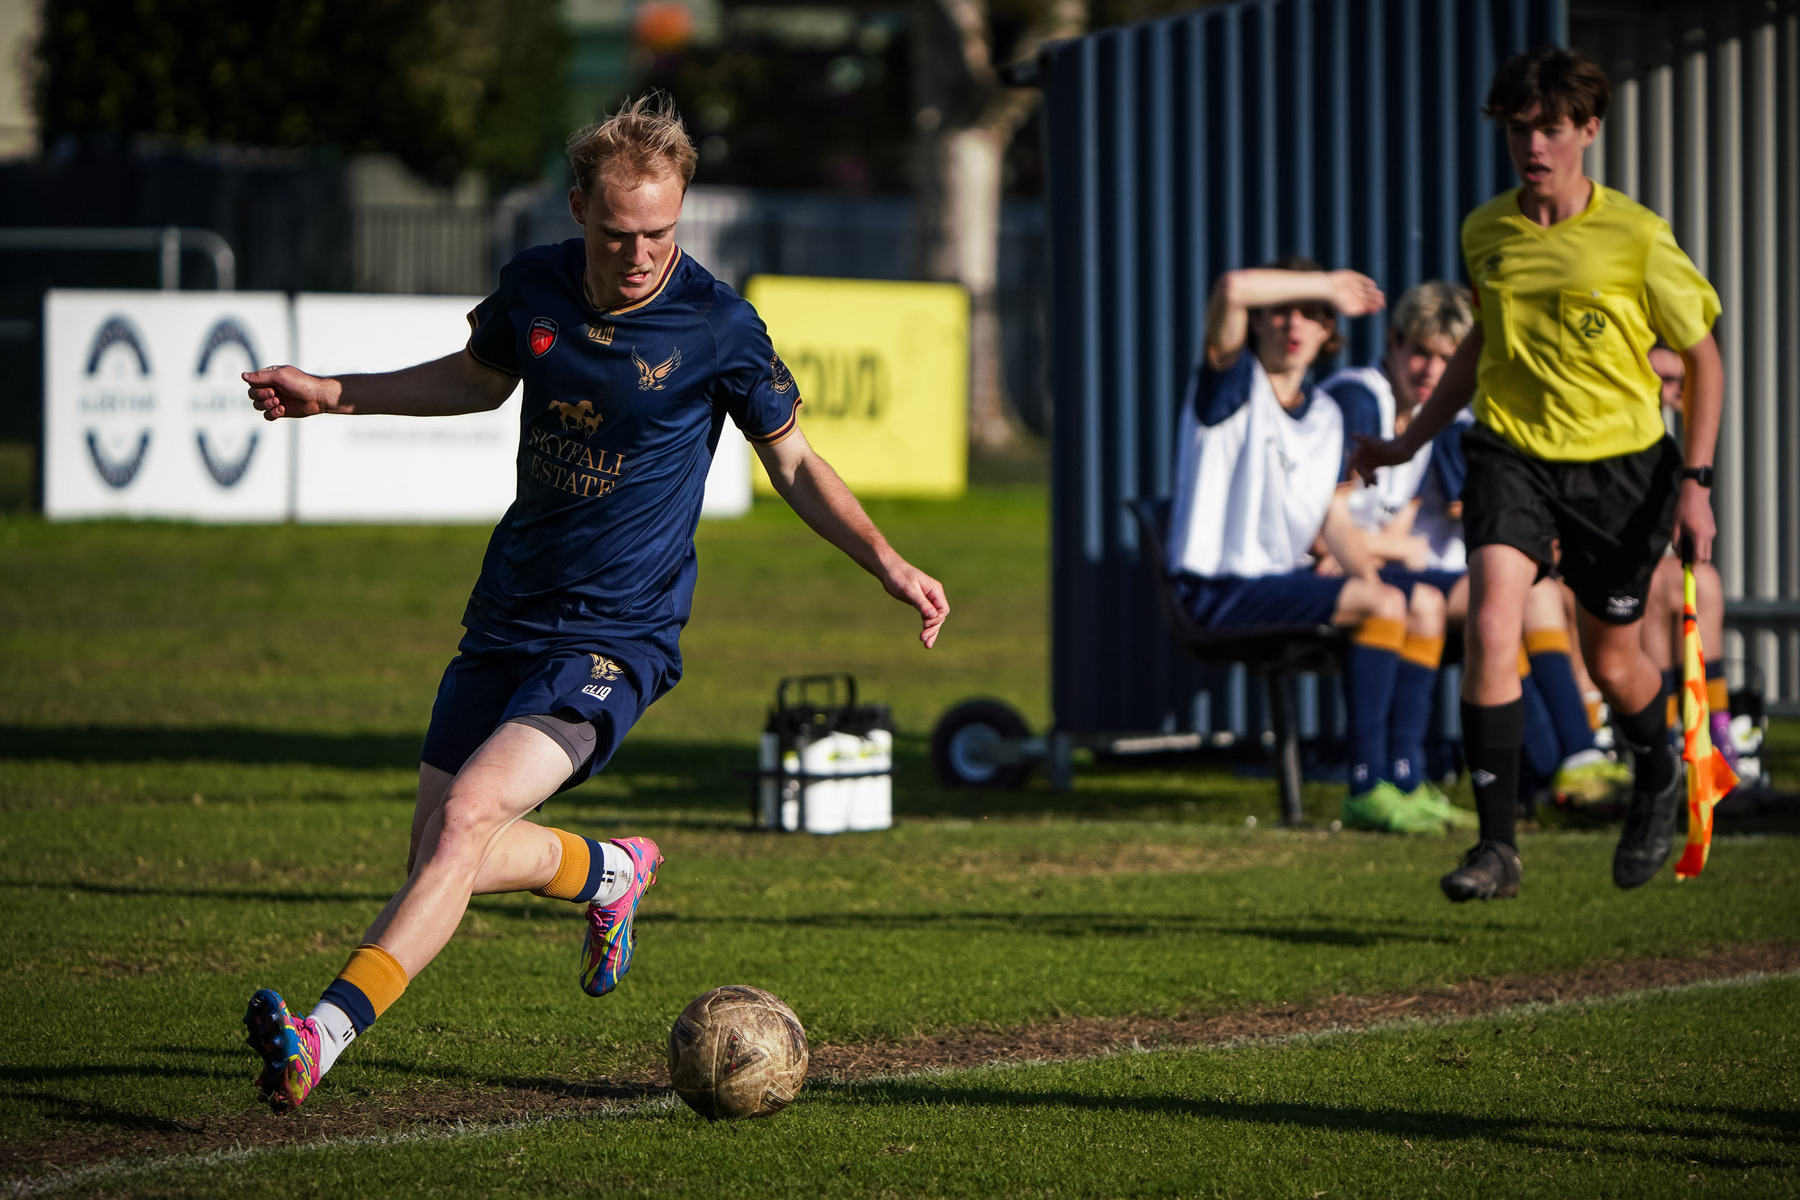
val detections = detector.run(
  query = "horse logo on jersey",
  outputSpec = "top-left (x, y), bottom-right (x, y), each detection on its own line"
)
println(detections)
top-left (549, 399), bottom-right (603, 432)
top-left (770, 355), bottom-right (794, 393)
top-left (632, 346), bottom-right (681, 390)
top-left (529, 317), bottom-right (558, 357)
top-left (589, 654), bottom-right (623, 682)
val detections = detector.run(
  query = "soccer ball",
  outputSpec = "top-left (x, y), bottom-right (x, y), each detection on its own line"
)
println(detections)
top-left (667, 985), bottom-right (809, 1120)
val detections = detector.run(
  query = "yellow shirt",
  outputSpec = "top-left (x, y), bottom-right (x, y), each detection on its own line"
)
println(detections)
top-left (1462, 182), bottom-right (1720, 462)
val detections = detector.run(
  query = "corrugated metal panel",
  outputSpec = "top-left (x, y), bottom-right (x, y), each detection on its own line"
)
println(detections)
top-left (1576, 0), bottom-right (1800, 710)
top-left (1040, 0), bottom-right (1566, 737)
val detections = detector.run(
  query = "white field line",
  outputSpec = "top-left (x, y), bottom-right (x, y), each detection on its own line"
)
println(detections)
top-left (9, 969), bottom-right (1798, 1198)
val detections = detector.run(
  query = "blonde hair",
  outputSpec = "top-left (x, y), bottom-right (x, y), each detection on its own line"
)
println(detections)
top-left (1391, 281), bottom-right (1474, 349)
top-left (566, 93), bottom-right (698, 194)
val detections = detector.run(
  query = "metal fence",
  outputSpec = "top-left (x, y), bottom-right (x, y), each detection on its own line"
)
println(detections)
top-left (1573, 0), bottom-right (1800, 708)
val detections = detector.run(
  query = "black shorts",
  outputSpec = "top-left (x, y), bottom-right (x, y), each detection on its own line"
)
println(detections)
top-left (1461, 423), bottom-right (1680, 625)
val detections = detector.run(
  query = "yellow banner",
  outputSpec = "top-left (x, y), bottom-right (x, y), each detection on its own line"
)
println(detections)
top-left (744, 276), bottom-right (968, 497)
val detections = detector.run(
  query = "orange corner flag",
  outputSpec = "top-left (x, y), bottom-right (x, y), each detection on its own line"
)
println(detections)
top-left (1675, 562), bottom-right (1739, 879)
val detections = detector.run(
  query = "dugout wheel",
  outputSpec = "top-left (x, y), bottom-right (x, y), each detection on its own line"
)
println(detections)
top-left (930, 699), bottom-right (1033, 789)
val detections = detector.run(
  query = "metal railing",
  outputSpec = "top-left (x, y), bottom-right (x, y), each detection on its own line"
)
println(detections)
top-left (0, 226), bottom-right (235, 290)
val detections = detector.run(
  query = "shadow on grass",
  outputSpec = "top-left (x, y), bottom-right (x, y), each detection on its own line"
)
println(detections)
top-left (819, 1080), bottom-right (1799, 1166)
top-left (0, 725), bottom-right (1327, 821)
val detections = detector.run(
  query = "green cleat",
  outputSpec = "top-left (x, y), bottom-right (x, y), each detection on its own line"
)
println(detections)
top-left (1340, 781), bottom-right (1445, 834)
top-left (1403, 782), bottom-right (1478, 830)
top-left (1552, 752), bottom-right (1634, 804)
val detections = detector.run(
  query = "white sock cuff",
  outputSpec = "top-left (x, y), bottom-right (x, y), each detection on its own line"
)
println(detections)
top-left (311, 999), bottom-right (357, 1076)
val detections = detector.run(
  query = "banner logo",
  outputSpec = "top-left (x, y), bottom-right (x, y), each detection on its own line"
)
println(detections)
top-left (193, 318), bottom-right (260, 487)
top-left (81, 316), bottom-right (155, 489)
top-left (529, 317), bottom-right (558, 357)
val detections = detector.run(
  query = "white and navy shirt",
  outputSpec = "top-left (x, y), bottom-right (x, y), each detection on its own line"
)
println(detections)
top-left (1319, 364), bottom-right (1435, 537)
top-left (1168, 352), bottom-right (1344, 579)
top-left (1412, 412), bottom-right (1477, 571)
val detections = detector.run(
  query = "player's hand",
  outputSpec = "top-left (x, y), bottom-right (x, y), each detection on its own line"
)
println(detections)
top-left (243, 365), bottom-right (341, 421)
top-left (1328, 271), bottom-right (1386, 318)
top-left (1347, 433), bottom-right (1413, 485)
top-left (880, 560), bottom-right (949, 649)
top-left (1675, 480), bottom-right (1715, 564)
top-left (1314, 554), bottom-right (1345, 577)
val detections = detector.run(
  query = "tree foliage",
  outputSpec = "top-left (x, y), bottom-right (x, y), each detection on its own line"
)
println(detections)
top-left (33, 0), bottom-right (570, 186)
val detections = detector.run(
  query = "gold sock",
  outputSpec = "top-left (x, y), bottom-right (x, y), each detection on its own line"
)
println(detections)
top-left (1707, 676), bottom-right (1729, 712)
top-left (1524, 627), bottom-right (1571, 657)
top-left (531, 828), bottom-right (592, 901)
top-left (1354, 616), bottom-right (1406, 653)
top-left (336, 944), bottom-right (409, 1020)
top-left (1400, 633), bottom-right (1445, 669)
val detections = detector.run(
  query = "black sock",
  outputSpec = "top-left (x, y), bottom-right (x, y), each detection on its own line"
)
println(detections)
top-left (1462, 698), bottom-right (1525, 848)
top-left (1612, 692), bottom-right (1676, 793)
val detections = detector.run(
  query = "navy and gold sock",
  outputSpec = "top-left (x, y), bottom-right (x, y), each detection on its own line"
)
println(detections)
top-left (317, 943), bottom-right (410, 1037)
top-left (1389, 633), bottom-right (1444, 792)
top-left (532, 829), bottom-right (630, 905)
top-left (1346, 617), bottom-right (1405, 795)
top-left (1524, 627), bottom-right (1598, 761)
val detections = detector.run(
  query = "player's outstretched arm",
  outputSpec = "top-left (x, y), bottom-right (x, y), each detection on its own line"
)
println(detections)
top-left (754, 428), bottom-right (949, 649)
top-left (1204, 268), bottom-right (1384, 368)
top-left (1349, 326), bottom-right (1483, 484)
top-left (243, 351), bottom-right (517, 421)
top-left (1318, 493), bottom-right (1382, 582)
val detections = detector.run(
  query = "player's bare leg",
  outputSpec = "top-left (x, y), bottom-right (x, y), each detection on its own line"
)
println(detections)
top-left (1441, 545), bottom-right (1535, 900)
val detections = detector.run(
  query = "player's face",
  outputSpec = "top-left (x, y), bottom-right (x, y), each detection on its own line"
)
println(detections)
top-left (1250, 303), bottom-right (1332, 374)
top-left (570, 168), bottom-right (685, 310)
top-left (1505, 105), bottom-right (1598, 202)
top-left (1388, 332), bottom-right (1457, 408)
top-left (1649, 347), bottom-right (1685, 409)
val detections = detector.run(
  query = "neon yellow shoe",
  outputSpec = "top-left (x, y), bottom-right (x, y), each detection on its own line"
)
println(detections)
top-left (1552, 753), bottom-right (1633, 804)
top-left (1404, 782), bottom-right (1478, 830)
top-left (1341, 782), bottom-right (1444, 834)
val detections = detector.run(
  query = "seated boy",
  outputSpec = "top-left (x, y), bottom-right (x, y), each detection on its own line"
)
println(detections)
top-left (1168, 257), bottom-right (1459, 833)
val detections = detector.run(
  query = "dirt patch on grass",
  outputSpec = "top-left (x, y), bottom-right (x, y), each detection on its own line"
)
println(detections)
top-left (6, 943), bottom-right (1798, 1185)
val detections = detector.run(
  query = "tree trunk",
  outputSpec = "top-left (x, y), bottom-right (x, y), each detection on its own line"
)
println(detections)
top-left (938, 123), bottom-right (1011, 450)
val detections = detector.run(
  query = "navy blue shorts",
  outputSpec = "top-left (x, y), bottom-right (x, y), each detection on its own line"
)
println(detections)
top-left (1379, 565), bottom-right (1467, 600)
top-left (419, 638), bottom-right (664, 793)
top-left (1176, 570), bottom-right (1345, 628)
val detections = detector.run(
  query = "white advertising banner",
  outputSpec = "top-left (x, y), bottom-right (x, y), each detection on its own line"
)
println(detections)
top-left (44, 290), bottom-right (294, 520)
top-left (291, 294), bottom-right (520, 523)
top-left (43, 289), bottom-right (753, 522)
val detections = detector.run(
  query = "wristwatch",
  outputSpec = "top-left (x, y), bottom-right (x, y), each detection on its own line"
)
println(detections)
top-left (1682, 465), bottom-right (1715, 487)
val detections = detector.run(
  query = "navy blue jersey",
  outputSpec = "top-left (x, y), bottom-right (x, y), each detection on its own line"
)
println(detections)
top-left (460, 240), bottom-right (801, 667)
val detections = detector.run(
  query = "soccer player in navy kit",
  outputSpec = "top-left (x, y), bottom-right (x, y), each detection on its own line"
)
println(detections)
top-left (236, 97), bottom-right (949, 1112)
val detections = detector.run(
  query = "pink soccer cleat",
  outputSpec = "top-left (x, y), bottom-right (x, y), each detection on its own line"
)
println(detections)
top-left (243, 988), bottom-right (322, 1112)
top-left (580, 836), bottom-right (663, 997)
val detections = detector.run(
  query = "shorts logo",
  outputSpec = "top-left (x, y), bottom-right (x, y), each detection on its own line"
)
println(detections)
top-left (632, 346), bottom-right (681, 390)
top-left (583, 684), bottom-right (613, 701)
top-left (586, 323), bottom-right (615, 346)
top-left (529, 317), bottom-right (558, 357)
top-left (770, 355), bottom-right (794, 393)
top-left (589, 654), bottom-right (623, 681)
top-left (1606, 595), bottom-right (1640, 618)
top-left (549, 398), bottom-right (603, 432)
top-left (1472, 769), bottom-right (1497, 787)
top-left (1578, 310), bottom-right (1608, 339)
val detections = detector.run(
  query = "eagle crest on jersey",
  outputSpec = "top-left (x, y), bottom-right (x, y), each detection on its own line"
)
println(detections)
top-left (589, 654), bottom-right (623, 681)
top-left (633, 346), bottom-right (682, 390)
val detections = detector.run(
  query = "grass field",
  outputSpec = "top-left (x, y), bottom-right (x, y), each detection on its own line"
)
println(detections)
top-left (3, 485), bottom-right (1798, 1197)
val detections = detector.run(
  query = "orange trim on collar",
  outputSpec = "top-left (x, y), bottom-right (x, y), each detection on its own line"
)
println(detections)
top-left (606, 245), bottom-right (683, 315)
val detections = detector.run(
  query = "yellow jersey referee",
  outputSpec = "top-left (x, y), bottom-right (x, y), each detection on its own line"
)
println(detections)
top-left (1354, 45), bottom-right (1723, 902)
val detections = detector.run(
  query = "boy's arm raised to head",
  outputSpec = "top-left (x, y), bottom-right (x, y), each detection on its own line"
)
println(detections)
top-left (753, 426), bottom-right (949, 649)
top-left (1349, 326), bottom-right (1482, 483)
top-left (244, 351), bottom-right (517, 421)
top-left (1203, 269), bottom-right (1385, 369)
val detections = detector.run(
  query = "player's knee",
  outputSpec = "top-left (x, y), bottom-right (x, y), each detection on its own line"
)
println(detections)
top-left (1372, 583), bottom-right (1408, 623)
top-left (1408, 583), bottom-right (1445, 629)
top-left (1467, 603), bottom-right (1520, 665)
top-left (433, 787), bottom-right (508, 859)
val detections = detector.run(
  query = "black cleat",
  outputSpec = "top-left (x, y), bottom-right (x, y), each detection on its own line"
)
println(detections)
top-left (1612, 752), bottom-right (1683, 889)
top-left (1440, 839), bottom-right (1522, 902)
